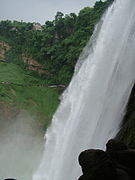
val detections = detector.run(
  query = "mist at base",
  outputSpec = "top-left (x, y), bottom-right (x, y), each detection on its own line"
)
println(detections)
top-left (0, 110), bottom-right (44, 180)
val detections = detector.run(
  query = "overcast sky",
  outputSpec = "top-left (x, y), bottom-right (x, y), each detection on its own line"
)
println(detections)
top-left (0, 0), bottom-right (97, 24)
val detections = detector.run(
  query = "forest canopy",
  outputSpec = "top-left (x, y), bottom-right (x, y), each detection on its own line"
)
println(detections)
top-left (0, 0), bottom-right (113, 86)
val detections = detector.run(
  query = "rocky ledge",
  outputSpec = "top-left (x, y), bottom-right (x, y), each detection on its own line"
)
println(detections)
top-left (78, 139), bottom-right (135, 180)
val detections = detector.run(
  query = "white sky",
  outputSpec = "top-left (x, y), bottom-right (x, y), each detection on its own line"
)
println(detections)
top-left (0, 0), bottom-right (97, 24)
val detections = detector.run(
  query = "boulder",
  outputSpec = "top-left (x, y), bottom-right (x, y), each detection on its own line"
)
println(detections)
top-left (78, 139), bottom-right (135, 180)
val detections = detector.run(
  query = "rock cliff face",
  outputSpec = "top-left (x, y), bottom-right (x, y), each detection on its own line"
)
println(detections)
top-left (0, 41), bottom-right (48, 75)
top-left (116, 84), bottom-right (135, 148)
top-left (22, 55), bottom-right (49, 74)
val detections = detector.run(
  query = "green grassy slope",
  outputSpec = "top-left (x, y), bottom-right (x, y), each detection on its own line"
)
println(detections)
top-left (0, 62), bottom-right (60, 130)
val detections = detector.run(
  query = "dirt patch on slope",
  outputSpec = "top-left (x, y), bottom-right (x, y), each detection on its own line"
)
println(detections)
top-left (0, 41), bottom-right (11, 60)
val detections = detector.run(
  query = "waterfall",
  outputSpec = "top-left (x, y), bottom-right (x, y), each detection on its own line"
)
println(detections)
top-left (33, 0), bottom-right (135, 179)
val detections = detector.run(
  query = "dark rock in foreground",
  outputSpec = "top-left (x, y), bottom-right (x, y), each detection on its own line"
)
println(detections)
top-left (4, 178), bottom-right (17, 180)
top-left (78, 139), bottom-right (135, 180)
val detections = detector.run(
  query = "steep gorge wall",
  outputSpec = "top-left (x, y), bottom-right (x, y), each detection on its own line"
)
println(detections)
top-left (116, 84), bottom-right (135, 147)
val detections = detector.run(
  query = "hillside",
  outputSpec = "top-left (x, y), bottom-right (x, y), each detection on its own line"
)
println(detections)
top-left (0, 0), bottom-right (114, 132)
top-left (0, 62), bottom-right (59, 131)
top-left (0, 0), bottom-right (113, 86)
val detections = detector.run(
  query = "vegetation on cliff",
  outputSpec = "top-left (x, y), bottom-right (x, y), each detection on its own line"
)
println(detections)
top-left (0, 0), bottom-right (114, 130)
top-left (0, 0), bottom-right (113, 86)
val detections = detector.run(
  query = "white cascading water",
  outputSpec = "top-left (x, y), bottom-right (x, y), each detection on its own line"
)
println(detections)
top-left (33, 0), bottom-right (135, 180)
